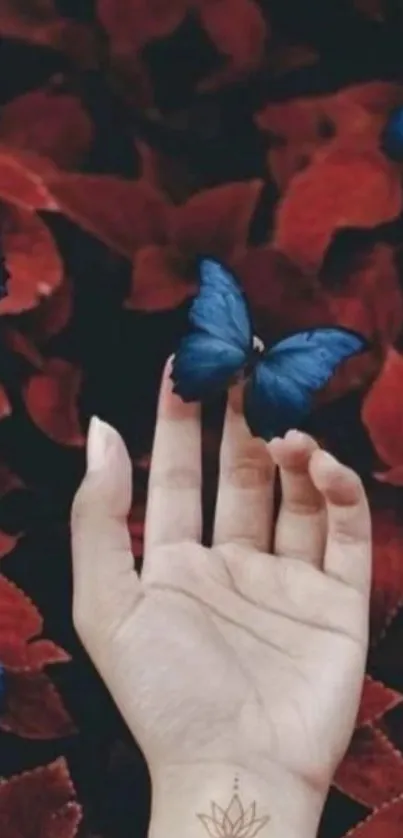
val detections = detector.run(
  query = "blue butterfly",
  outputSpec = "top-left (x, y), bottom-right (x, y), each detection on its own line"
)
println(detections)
top-left (171, 258), bottom-right (367, 441)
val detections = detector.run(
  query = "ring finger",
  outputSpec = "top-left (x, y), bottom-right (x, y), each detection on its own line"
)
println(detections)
top-left (268, 430), bottom-right (326, 567)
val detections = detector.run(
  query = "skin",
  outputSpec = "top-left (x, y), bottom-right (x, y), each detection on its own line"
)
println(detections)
top-left (71, 358), bottom-right (372, 838)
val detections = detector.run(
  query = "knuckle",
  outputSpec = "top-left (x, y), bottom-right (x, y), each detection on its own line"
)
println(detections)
top-left (149, 465), bottom-right (199, 490)
top-left (221, 447), bottom-right (273, 489)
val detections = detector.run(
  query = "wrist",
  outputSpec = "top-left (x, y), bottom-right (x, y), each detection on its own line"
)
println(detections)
top-left (147, 761), bottom-right (327, 838)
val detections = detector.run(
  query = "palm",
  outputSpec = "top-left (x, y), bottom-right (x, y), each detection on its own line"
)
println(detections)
top-left (105, 541), bottom-right (367, 791)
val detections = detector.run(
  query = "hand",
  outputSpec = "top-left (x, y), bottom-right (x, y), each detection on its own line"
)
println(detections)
top-left (71, 360), bottom-right (372, 838)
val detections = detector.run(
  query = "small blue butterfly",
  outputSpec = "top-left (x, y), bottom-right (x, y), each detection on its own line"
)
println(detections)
top-left (171, 258), bottom-right (367, 441)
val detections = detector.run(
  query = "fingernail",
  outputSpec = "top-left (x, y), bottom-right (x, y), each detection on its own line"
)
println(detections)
top-left (267, 436), bottom-right (282, 447)
top-left (159, 357), bottom-right (199, 419)
top-left (87, 416), bottom-right (114, 472)
top-left (318, 450), bottom-right (339, 468)
top-left (285, 429), bottom-right (305, 441)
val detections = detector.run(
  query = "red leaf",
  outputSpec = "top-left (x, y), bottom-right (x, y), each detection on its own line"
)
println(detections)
top-left (46, 174), bottom-right (169, 258)
top-left (0, 634), bottom-right (70, 670)
top-left (137, 140), bottom-right (197, 203)
top-left (0, 0), bottom-right (59, 41)
top-left (198, 0), bottom-right (268, 90)
top-left (256, 82), bottom-right (403, 190)
top-left (362, 349), bottom-right (403, 470)
top-left (0, 758), bottom-right (82, 838)
top-left (327, 244), bottom-right (403, 346)
top-left (370, 508), bottom-right (403, 644)
top-left (98, 0), bottom-right (185, 54)
top-left (0, 467), bottom-right (24, 554)
top-left (23, 358), bottom-right (84, 446)
top-left (274, 149), bottom-right (401, 271)
top-left (0, 383), bottom-right (12, 419)
top-left (374, 465), bottom-right (403, 486)
top-left (128, 245), bottom-right (196, 311)
top-left (0, 574), bottom-right (42, 641)
top-left (345, 794), bottom-right (403, 837)
top-left (236, 245), bottom-right (332, 340)
top-left (1, 671), bottom-right (76, 738)
top-left (0, 146), bottom-right (57, 210)
top-left (0, 531), bottom-right (19, 559)
top-left (0, 0), bottom-right (98, 67)
top-left (0, 88), bottom-right (93, 169)
top-left (0, 465), bottom-right (23, 495)
top-left (357, 676), bottom-right (403, 727)
top-left (1, 206), bottom-right (63, 314)
top-left (334, 726), bottom-right (403, 808)
top-left (2, 326), bottom-right (45, 369)
top-left (354, 0), bottom-right (385, 20)
top-left (172, 180), bottom-right (263, 262)
top-left (29, 277), bottom-right (73, 341)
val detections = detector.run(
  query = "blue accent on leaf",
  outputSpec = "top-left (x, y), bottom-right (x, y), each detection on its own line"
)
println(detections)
top-left (383, 107), bottom-right (403, 160)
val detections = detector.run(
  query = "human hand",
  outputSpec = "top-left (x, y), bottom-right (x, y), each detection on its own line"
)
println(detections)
top-left (71, 360), bottom-right (372, 838)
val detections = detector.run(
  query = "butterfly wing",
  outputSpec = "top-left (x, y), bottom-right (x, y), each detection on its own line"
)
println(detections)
top-left (171, 258), bottom-right (253, 401)
top-left (244, 327), bottom-right (367, 440)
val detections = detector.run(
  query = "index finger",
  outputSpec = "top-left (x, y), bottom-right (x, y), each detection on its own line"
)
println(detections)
top-left (143, 357), bottom-right (202, 557)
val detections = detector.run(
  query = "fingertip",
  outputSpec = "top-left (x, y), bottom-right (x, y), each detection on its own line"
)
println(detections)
top-left (309, 450), bottom-right (362, 507)
top-left (158, 354), bottom-right (199, 419)
top-left (268, 430), bottom-right (318, 470)
top-left (267, 436), bottom-right (283, 459)
top-left (84, 416), bottom-right (132, 512)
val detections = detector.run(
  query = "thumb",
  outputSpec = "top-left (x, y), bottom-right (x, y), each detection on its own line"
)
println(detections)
top-left (71, 417), bottom-right (140, 650)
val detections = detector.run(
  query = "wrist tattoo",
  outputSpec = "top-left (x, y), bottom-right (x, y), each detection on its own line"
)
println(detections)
top-left (197, 777), bottom-right (270, 837)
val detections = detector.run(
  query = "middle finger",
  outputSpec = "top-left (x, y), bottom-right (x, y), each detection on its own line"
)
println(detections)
top-left (213, 384), bottom-right (275, 551)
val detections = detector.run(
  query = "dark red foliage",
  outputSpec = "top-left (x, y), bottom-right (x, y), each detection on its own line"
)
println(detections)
top-left (370, 509), bottom-right (403, 644)
top-left (23, 359), bottom-right (84, 446)
top-left (0, 758), bottom-right (82, 838)
top-left (0, 147), bottom-right (56, 211)
top-left (335, 727), bottom-right (403, 808)
top-left (347, 795), bottom-right (403, 836)
top-left (274, 149), bottom-right (402, 272)
top-left (129, 180), bottom-right (263, 310)
top-left (2, 672), bottom-right (76, 739)
top-left (0, 575), bottom-right (73, 737)
top-left (328, 244), bottom-right (403, 347)
top-left (46, 174), bottom-right (170, 259)
top-left (0, 88), bottom-right (93, 169)
top-left (0, 467), bottom-right (24, 558)
top-left (0, 1), bottom-right (99, 67)
top-left (1, 206), bottom-right (63, 314)
top-left (256, 82), bottom-right (403, 190)
top-left (362, 350), bottom-right (403, 480)
top-left (357, 677), bottom-right (403, 727)
top-left (98, 0), bottom-right (267, 93)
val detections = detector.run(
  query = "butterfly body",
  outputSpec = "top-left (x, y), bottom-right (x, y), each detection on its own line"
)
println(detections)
top-left (171, 258), bottom-right (367, 441)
